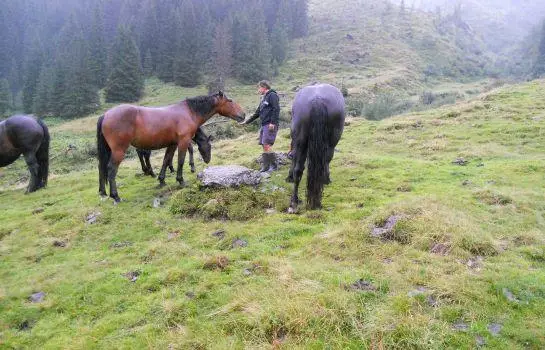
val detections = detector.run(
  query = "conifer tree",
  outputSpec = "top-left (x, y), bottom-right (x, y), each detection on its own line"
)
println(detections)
top-left (534, 20), bottom-right (545, 78)
top-left (0, 78), bottom-right (12, 117)
top-left (53, 16), bottom-right (99, 118)
top-left (143, 49), bottom-right (154, 77)
top-left (291, 0), bottom-right (309, 38)
top-left (105, 26), bottom-right (144, 102)
top-left (173, 1), bottom-right (203, 87)
top-left (22, 36), bottom-right (44, 113)
top-left (89, 5), bottom-right (108, 88)
top-left (32, 65), bottom-right (54, 116)
top-left (210, 20), bottom-right (233, 92)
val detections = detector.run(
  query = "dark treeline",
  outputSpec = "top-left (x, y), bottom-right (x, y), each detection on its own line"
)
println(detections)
top-left (0, 0), bottom-right (309, 118)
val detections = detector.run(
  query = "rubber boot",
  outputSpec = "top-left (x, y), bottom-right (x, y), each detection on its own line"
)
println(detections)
top-left (260, 152), bottom-right (270, 172)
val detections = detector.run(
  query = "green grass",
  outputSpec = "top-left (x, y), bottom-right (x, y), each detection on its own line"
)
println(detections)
top-left (1, 78), bottom-right (545, 348)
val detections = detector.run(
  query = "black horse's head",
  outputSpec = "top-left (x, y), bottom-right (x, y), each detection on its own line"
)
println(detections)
top-left (194, 131), bottom-right (213, 164)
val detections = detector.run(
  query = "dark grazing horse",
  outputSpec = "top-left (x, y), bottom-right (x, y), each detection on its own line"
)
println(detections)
top-left (287, 84), bottom-right (345, 213)
top-left (97, 91), bottom-right (245, 202)
top-left (0, 115), bottom-right (50, 193)
top-left (136, 127), bottom-right (213, 177)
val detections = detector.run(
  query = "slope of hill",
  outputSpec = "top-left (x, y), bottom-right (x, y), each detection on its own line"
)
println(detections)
top-left (1, 80), bottom-right (545, 348)
top-left (280, 0), bottom-right (495, 98)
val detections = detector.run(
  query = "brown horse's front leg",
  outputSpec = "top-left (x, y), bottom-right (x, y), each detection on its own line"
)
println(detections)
top-left (158, 145), bottom-right (176, 186)
top-left (176, 140), bottom-right (190, 186)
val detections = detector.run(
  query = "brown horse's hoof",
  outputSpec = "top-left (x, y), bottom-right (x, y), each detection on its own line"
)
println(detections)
top-left (157, 182), bottom-right (166, 188)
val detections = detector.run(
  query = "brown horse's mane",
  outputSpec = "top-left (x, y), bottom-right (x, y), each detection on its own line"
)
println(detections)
top-left (184, 95), bottom-right (217, 116)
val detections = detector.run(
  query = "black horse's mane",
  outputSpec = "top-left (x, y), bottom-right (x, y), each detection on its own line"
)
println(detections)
top-left (185, 94), bottom-right (217, 116)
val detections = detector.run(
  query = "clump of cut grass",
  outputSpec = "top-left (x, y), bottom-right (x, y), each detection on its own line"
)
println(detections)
top-left (170, 185), bottom-right (289, 220)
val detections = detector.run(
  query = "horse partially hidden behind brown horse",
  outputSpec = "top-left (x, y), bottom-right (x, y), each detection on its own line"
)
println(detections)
top-left (97, 91), bottom-right (245, 202)
top-left (136, 127), bottom-right (213, 177)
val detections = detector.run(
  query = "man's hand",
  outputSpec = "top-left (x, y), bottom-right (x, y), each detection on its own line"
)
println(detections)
top-left (268, 123), bottom-right (275, 131)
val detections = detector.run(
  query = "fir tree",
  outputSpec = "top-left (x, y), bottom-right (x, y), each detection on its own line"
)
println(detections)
top-left (0, 78), bottom-right (12, 117)
top-left (32, 65), bottom-right (54, 116)
top-left (53, 16), bottom-right (99, 118)
top-left (292, 0), bottom-right (309, 38)
top-left (210, 20), bottom-right (233, 92)
top-left (143, 49), bottom-right (154, 77)
top-left (22, 36), bottom-right (44, 113)
top-left (88, 4), bottom-right (108, 88)
top-left (534, 20), bottom-right (545, 78)
top-left (105, 26), bottom-right (144, 102)
top-left (232, 7), bottom-right (271, 83)
top-left (270, 23), bottom-right (289, 65)
top-left (173, 1), bottom-right (203, 87)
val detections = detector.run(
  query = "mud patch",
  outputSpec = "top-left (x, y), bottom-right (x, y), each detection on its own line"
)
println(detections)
top-left (487, 323), bottom-right (502, 336)
top-left (123, 270), bottom-right (141, 282)
top-left (346, 279), bottom-right (377, 292)
top-left (452, 320), bottom-right (469, 332)
top-left (110, 241), bottom-right (133, 249)
top-left (203, 256), bottom-right (229, 271)
top-left (53, 240), bottom-right (66, 248)
top-left (231, 238), bottom-right (248, 249)
top-left (85, 211), bottom-right (101, 224)
top-left (212, 229), bottom-right (226, 240)
top-left (474, 189), bottom-right (512, 206)
top-left (371, 215), bottom-right (411, 244)
top-left (29, 291), bottom-right (46, 303)
top-left (430, 242), bottom-right (451, 256)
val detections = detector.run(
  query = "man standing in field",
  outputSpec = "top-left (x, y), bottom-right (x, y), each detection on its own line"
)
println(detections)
top-left (240, 80), bottom-right (280, 172)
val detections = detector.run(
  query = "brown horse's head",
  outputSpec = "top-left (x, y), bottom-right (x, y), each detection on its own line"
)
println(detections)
top-left (214, 91), bottom-right (245, 122)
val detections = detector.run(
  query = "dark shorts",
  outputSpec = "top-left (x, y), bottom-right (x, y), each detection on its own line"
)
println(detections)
top-left (259, 125), bottom-right (278, 146)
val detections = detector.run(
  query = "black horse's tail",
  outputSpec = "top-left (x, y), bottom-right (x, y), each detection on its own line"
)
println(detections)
top-left (97, 115), bottom-right (111, 188)
top-left (307, 98), bottom-right (330, 209)
top-left (36, 119), bottom-right (50, 188)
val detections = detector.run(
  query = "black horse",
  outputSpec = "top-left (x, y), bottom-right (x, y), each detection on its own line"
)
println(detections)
top-left (0, 115), bottom-right (50, 193)
top-left (287, 84), bottom-right (345, 213)
top-left (136, 127), bottom-right (212, 177)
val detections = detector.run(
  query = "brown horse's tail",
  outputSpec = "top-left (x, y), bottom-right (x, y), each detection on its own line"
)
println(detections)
top-left (97, 115), bottom-right (111, 188)
top-left (306, 98), bottom-right (330, 210)
top-left (36, 119), bottom-right (50, 188)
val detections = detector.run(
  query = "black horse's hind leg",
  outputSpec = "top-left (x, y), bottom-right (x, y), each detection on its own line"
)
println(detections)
top-left (137, 152), bottom-right (148, 174)
top-left (188, 144), bottom-right (195, 173)
top-left (23, 152), bottom-right (40, 193)
top-left (288, 139), bottom-right (308, 213)
top-left (144, 153), bottom-right (155, 177)
top-left (158, 145), bottom-right (176, 186)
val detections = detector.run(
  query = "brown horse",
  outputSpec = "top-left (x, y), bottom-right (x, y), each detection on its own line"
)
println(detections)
top-left (97, 91), bottom-right (245, 202)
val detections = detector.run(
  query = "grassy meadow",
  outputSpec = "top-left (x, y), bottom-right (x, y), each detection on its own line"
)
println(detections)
top-left (1, 78), bottom-right (545, 348)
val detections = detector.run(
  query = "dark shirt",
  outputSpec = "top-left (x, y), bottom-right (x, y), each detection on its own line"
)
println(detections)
top-left (246, 90), bottom-right (280, 126)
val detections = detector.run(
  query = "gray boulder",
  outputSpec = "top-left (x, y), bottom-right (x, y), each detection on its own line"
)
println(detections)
top-left (198, 165), bottom-right (262, 188)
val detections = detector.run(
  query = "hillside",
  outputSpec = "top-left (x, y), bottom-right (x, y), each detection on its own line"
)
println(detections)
top-left (1, 80), bottom-right (545, 348)
top-left (281, 0), bottom-right (496, 98)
